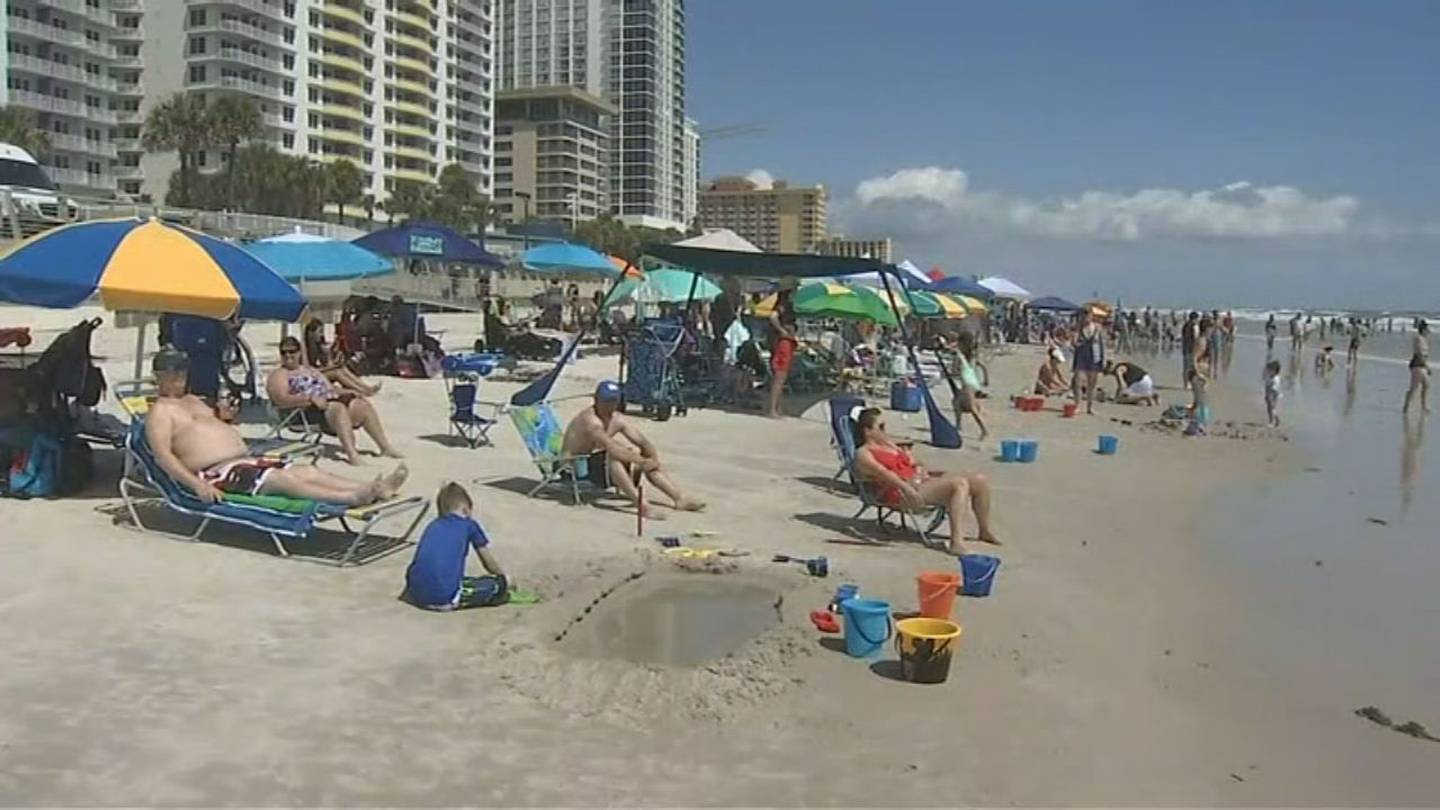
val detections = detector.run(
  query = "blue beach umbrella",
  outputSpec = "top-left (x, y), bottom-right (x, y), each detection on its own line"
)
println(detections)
top-left (245, 231), bottom-right (394, 283)
top-left (928, 275), bottom-right (995, 300)
top-left (0, 217), bottom-right (305, 321)
top-left (521, 242), bottom-right (620, 276)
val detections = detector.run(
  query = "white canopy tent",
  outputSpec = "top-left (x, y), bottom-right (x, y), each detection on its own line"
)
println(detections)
top-left (838, 258), bottom-right (933, 289)
top-left (978, 276), bottom-right (1032, 300)
top-left (673, 228), bottom-right (762, 253)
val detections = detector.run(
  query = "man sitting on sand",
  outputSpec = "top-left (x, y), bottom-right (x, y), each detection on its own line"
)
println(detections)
top-left (147, 348), bottom-right (407, 505)
top-left (1035, 350), bottom-right (1069, 395)
top-left (561, 380), bottom-right (706, 517)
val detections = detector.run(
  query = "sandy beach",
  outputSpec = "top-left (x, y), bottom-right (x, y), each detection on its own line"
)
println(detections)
top-left (3, 305), bottom-right (1439, 806)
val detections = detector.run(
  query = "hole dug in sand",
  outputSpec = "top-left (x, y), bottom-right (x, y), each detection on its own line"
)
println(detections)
top-left (561, 575), bottom-right (782, 667)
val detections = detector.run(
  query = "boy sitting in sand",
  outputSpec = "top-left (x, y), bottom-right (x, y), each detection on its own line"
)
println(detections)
top-left (402, 483), bottom-right (510, 610)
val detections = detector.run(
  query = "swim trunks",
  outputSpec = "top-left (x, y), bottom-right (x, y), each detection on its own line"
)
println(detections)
top-left (201, 457), bottom-right (289, 495)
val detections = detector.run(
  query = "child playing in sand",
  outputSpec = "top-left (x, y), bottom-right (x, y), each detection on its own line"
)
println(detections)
top-left (1314, 345), bottom-right (1336, 375)
top-left (1185, 361), bottom-right (1210, 436)
top-left (402, 482), bottom-right (510, 610)
top-left (1264, 359), bottom-right (1282, 427)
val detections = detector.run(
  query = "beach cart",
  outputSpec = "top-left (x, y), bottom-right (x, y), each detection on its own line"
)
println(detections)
top-left (621, 319), bottom-right (688, 421)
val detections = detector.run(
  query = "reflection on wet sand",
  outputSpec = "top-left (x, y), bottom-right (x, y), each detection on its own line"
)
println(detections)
top-left (1344, 365), bottom-right (1358, 419)
top-left (1401, 415), bottom-right (1425, 512)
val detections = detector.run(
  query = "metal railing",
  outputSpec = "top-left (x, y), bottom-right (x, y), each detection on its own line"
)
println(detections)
top-left (217, 47), bottom-right (287, 72)
top-left (8, 17), bottom-right (87, 46)
top-left (216, 18), bottom-right (291, 47)
top-left (46, 133), bottom-right (119, 159)
top-left (7, 54), bottom-right (119, 92)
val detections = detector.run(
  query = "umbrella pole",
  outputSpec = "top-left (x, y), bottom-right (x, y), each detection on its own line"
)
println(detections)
top-left (132, 318), bottom-right (147, 382)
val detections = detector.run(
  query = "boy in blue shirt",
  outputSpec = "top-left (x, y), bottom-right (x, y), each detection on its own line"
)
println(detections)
top-left (403, 482), bottom-right (509, 610)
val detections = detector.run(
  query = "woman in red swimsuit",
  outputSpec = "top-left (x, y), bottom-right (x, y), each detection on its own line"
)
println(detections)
top-left (852, 407), bottom-right (1002, 554)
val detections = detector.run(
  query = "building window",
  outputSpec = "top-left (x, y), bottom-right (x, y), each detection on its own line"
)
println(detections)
top-left (188, 37), bottom-right (206, 55)
top-left (189, 8), bottom-right (206, 26)
top-left (188, 65), bottom-right (206, 83)
top-left (283, 133), bottom-right (294, 149)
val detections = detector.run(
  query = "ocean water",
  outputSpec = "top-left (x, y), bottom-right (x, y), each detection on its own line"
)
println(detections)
top-left (1202, 333), bottom-right (1438, 715)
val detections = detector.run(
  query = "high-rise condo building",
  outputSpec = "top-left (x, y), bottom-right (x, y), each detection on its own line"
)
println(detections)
top-left (496, 0), bottom-right (693, 231)
top-left (697, 176), bottom-right (827, 254)
top-left (141, 0), bottom-right (495, 208)
top-left (493, 85), bottom-right (613, 224)
top-left (1, 0), bottom-right (147, 198)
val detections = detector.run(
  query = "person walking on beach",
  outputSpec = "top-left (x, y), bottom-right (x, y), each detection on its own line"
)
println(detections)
top-left (950, 331), bottom-right (990, 441)
top-left (1072, 309), bottom-right (1105, 414)
top-left (766, 280), bottom-right (798, 419)
top-left (1265, 314), bottom-right (1278, 351)
top-left (1180, 312), bottom-right (1200, 389)
top-left (1264, 359), bottom-right (1282, 427)
top-left (1347, 319), bottom-right (1363, 365)
top-left (1403, 320), bottom-right (1430, 414)
top-left (1205, 312), bottom-right (1223, 378)
top-left (1289, 313), bottom-right (1303, 352)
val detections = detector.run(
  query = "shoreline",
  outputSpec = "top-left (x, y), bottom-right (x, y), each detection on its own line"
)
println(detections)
top-left (7, 306), bottom-right (1439, 804)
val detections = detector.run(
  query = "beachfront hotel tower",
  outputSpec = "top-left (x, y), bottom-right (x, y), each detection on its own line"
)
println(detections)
top-left (697, 176), bottom-right (827, 254)
top-left (1, 0), bottom-right (147, 198)
top-left (496, 0), bottom-right (694, 231)
top-left (140, 0), bottom-right (495, 208)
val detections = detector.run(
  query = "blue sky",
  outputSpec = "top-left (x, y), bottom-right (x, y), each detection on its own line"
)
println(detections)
top-left (687, 1), bottom-right (1440, 309)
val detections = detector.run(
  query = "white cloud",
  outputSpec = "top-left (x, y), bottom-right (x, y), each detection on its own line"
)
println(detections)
top-left (851, 166), bottom-right (1361, 241)
top-left (745, 168), bottom-right (775, 190)
top-left (856, 167), bottom-right (969, 208)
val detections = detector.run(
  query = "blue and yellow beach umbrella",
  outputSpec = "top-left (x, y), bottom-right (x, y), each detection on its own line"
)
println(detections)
top-left (0, 217), bottom-right (306, 321)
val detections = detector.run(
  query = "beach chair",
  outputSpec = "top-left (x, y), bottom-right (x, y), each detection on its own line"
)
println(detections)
top-left (507, 401), bottom-right (601, 504)
top-left (445, 373), bottom-right (500, 448)
top-left (267, 401), bottom-right (326, 446)
top-left (118, 420), bottom-right (427, 565)
top-left (827, 394), bottom-right (948, 549)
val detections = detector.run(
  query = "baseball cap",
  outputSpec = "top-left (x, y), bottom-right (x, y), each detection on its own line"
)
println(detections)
top-left (152, 347), bottom-right (190, 374)
top-left (594, 380), bottom-right (622, 402)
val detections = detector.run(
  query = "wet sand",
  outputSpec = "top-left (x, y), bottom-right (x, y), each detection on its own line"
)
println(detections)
top-left (2, 306), bottom-right (1438, 805)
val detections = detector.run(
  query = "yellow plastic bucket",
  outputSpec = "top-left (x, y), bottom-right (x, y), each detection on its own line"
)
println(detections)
top-left (894, 617), bottom-right (962, 684)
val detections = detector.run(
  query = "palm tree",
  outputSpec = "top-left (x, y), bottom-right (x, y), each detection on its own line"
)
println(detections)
top-left (206, 94), bottom-right (261, 200)
top-left (0, 106), bottom-right (50, 157)
top-left (326, 159), bottom-right (365, 225)
top-left (142, 92), bottom-right (210, 206)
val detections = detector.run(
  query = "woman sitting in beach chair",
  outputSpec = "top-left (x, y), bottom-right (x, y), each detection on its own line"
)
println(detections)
top-left (850, 406), bottom-right (1002, 555)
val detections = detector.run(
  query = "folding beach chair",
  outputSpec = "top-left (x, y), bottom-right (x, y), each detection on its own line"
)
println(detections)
top-left (112, 382), bottom-right (319, 474)
top-left (507, 401), bottom-right (603, 504)
top-left (118, 420), bottom-right (427, 566)
top-left (445, 373), bottom-right (500, 448)
top-left (267, 401), bottom-right (326, 446)
top-left (827, 394), bottom-right (948, 549)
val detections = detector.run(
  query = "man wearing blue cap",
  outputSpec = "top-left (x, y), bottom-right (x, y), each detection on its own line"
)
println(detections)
top-left (562, 380), bottom-right (706, 517)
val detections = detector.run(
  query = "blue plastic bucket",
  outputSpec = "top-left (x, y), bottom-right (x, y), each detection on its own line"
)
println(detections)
top-left (1018, 440), bottom-right (1039, 463)
top-left (1000, 440), bottom-right (1020, 462)
top-left (839, 598), bottom-right (892, 658)
top-left (1098, 435), bottom-right (1119, 455)
top-left (959, 554), bottom-right (1001, 597)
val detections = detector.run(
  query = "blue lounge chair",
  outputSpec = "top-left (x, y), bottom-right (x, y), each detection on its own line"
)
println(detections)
top-left (508, 401), bottom-right (603, 504)
top-left (119, 420), bottom-right (427, 565)
top-left (827, 395), bottom-right (948, 549)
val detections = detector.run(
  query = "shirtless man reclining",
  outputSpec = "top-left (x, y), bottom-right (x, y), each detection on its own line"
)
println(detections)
top-left (562, 380), bottom-right (706, 518)
top-left (146, 348), bottom-right (407, 505)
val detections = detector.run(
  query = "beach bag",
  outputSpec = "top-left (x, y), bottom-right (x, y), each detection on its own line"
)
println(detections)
top-left (8, 433), bottom-right (62, 498)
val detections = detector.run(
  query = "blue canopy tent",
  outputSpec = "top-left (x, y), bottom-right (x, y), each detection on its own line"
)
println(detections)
top-left (928, 275), bottom-right (995, 300)
top-left (351, 221), bottom-right (503, 268)
top-left (1028, 295), bottom-right (1082, 312)
top-left (574, 245), bottom-right (965, 449)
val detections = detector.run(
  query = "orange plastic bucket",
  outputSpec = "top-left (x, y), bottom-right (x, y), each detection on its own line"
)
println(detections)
top-left (916, 570), bottom-right (960, 619)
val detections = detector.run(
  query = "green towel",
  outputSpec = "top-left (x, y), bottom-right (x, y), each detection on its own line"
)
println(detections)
top-left (507, 587), bottom-right (543, 605)
top-left (221, 492), bottom-right (316, 514)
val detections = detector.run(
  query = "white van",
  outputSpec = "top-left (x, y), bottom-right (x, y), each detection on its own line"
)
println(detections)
top-left (0, 142), bottom-right (78, 228)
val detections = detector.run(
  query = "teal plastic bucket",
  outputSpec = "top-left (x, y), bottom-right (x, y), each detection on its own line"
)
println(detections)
top-left (1018, 440), bottom-right (1039, 463)
top-left (839, 598), bottom-right (892, 658)
top-left (1098, 435), bottom-right (1119, 455)
top-left (1000, 440), bottom-right (1020, 462)
top-left (959, 554), bottom-right (1001, 597)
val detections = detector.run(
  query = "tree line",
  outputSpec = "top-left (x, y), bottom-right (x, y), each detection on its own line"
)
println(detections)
top-left (141, 91), bottom-right (494, 232)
